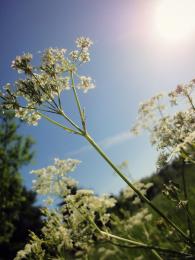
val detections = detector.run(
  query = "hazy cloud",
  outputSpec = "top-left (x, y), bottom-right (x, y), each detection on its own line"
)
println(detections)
top-left (99, 130), bottom-right (133, 149)
top-left (66, 130), bottom-right (132, 157)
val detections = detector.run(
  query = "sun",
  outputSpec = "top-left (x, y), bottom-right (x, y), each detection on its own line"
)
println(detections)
top-left (154, 0), bottom-right (195, 42)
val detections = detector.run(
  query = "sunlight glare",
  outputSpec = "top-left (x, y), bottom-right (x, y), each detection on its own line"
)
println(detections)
top-left (154, 0), bottom-right (195, 42)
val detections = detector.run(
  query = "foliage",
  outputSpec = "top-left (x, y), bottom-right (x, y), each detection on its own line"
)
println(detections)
top-left (100, 162), bottom-right (195, 259)
top-left (0, 112), bottom-right (42, 259)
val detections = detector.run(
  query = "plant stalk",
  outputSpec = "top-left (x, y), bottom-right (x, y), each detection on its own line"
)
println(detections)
top-left (85, 133), bottom-right (190, 244)
top-left (38, 112), bottom-right (82, 135)
top-left (181, 160), bottom-right (193, 242)
top-left (70, 72), bottom-right (86, 132)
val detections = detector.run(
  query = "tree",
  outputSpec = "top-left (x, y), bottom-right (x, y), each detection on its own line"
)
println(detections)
top-left (0, 112), bottom-right (42, 260)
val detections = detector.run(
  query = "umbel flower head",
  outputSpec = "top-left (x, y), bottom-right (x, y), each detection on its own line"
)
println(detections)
top-left (31, 158), bottom-right (80, 196)
top-left (14, 157), bottom-right (117, 259)
top-left (0, 37), bottom-right (95, 126)
top-left (131, 79), bottom-right (195, 167)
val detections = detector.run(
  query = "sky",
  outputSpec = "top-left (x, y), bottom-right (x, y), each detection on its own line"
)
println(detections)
top-left (1, 0), bottom-right (195, 197)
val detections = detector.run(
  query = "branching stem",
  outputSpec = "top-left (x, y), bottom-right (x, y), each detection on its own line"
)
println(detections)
top-left (84, 133), bottom-right (191, 244)
top-left (38, 112), bottom-right (82, 135)
top-left (70, 72), bottom-right (86, 132)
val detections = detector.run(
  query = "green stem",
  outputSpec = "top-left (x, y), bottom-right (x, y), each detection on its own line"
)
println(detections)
top-left (57, 85), bottom-right (62, 110)
top-left (70, 72), bottom-right (86, 131)
top-left (85, 133), bottom-right (190, 243)
top-left (181, 160), bottom-right (193, 241)
top-left (143, 224), bottom-right (164, 260)
top-left (59, 109), bottom-right (82, 133)
top-left (186, 93), bottom-right (195, 111)
top-left (152, 250), bottom-right (164, 260)
top-left (19, 105), bottom-right (55, 114)
top-left (38, 112), bottom-right (82, 135)
top-left (87, 216), bottom-right (189, 257)
top-left (96, 229), bottom-right (191, 257)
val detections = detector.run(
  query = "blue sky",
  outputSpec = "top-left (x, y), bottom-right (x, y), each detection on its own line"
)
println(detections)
top-left (1, 0), bottom-right (195, 196)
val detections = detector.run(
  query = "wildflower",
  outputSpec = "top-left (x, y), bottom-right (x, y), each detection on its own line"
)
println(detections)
top-left (3, 83), bottom-right (11, 91)
top-left (0, 37), bottom-right (95, 128)
top-left (131, 81), bottom-right (195, 167)
top-left (77, 76), bottom-right (95, 93)
top-left (23, 159), bottom-right (116, 260)
top-left (122, 182), bottom-right (153, 200)
top-left (15, 107), bottom-right (41, 126)
top-left (11, 53), bottom-right (33, 74)
top-left (79, 51), bottom-right (90, 63)
top-left (126, 208), bottom-right (153, 230)
top-left (31, 158), bottom-right (80, 196)
top-left (69, 50), bottom-right (79, 61)
top-left (76, 37), bottom-right (93, 50)
top-left (175, 84), bottom-right (183, 94)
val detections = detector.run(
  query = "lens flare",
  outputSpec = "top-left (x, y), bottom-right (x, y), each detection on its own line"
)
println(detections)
top-left (154, 0), bottom-right (195, 42)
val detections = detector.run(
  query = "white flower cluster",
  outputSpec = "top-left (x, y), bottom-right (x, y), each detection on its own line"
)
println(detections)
top-left (174, 131), bottom-right (195, 163)
top-left (69, 37), bottom-right (93, 64)
top-left (16, 156), bottom-right (117, 259)
top-left (76, 37), bottom-right (93, 50)
top-left (0, 37), bottom-right (95, 126)
top-left (15, 240), bottom-right (44, 260)
top-left (69, 50), bottom-right (90, 64)
top-left (15, 107), bottom-right (41, 126)
top-left (31, 158), bottom-right (80, 196)
top-left (41, 48), bottom-right (67, 73)
top-left (77, 76), bottom-right (95, 93)
top-left (60, 189), bottom-right (116, 256)
top-left (11, 53), bottom-right (33, 74)
top-left (131, 79), bottom-right (195, 166)
top-left (122, 182), bottom-right (153, 205)
top-left (151, 109), bottom-right (195, 166)
top-left (126, 208), bottom-right (153, 230)
top-left (31, 156), bottom-right (116, 228)
top-left (131, 93), bottom-right (165, 136)
top-left (64, 190), bottom-right (116, 224)
top-left (15, 209), bottom-right (73, 260)
top-left (168, 80), bottom-right (195, 106)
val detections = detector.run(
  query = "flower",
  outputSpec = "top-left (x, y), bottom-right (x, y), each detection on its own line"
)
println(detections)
top-left (76, 37), bottom-right (93, 50)
top-left (0, 37), bottom-right (95, 127)
top-left (122, 182), bottom-right (153, 200)
top-left (77, 76), bottom-right (95, 93)
top-left (126, 208), bottom-right (153, 230)
top-left (69, 50), bottom-right (79, 61)
top-left (15, 107), bottom-right (41, 126)
top-left (79, 51), bottom-right (90, 63)
top-left (131, 80), bottom-right (195, 167)
top-left (31, 158), bottom-right (80, 196)
top-left (11, 53), bottom-right (33, 74)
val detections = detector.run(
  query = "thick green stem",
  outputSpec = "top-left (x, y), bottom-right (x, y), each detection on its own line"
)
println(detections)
top-left (85, 133), bottom-right (190, 243)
